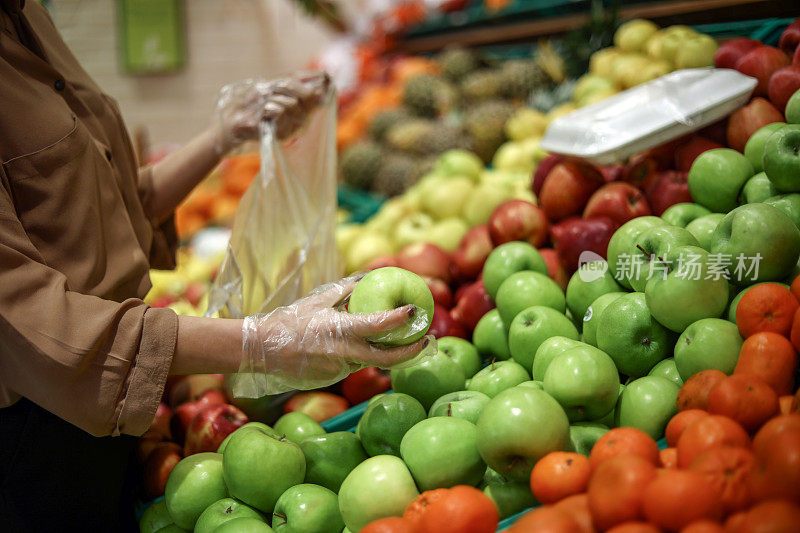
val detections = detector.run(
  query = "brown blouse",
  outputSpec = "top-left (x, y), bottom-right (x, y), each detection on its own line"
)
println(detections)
top-left (0, 0), bottom-right (179, 437)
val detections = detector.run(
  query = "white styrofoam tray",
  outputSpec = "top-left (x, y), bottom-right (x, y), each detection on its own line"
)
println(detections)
top-left (540, 68), bottom-right (758, 165)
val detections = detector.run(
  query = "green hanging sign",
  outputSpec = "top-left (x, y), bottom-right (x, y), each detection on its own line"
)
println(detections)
top-left (118, 0), bottom-right (185, 74)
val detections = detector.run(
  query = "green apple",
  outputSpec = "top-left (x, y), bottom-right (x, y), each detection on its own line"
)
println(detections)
top-left (569, 422), bottom-right (609, 456)
top-left (688, 148), bottom-right (754, 212)
top-left (566, 260), bottom-right (622, 323)
top-left (597, 292), bottom-right (672, 378)
top-left (531, 336), bottom-right (585, 381)
top-left (468, 360), bottom-right (530, 398)
top-left (674, 318), bottom-right (742, 381)
top-left (481, 468), bottom-right (538, 519)
top-left (710, 203), bottom-right (800, 283)
top-left (463, 182), bottom-right (515, 226)
top-left (685, 213), bottom-right (725, 251)
top-left (437, 336), bottom-right (482, 377)
top-left (582, 292), bottom-right (627, 347)
top-left (615, 376), bottom-right (679, 440)
top-left (358, 393), bottom-right (426, 456)
top-left (745, 123), bottom-right (786, 172)
top-left (508, 306), bottom-right (579, 370)
top-left (764, 125), bottom-right (800, 192)
top-left (787, 88), bottom-right (800, 124)
top-left (139, 499), bottom-right (173, 533)
top-left (428, 390), bottom-right (491, 424)
top-left (393, 213), bottom-right (434, 248)
top-left (476, 387), bottom-right (570, 482)
top-left (272, 484), bottom-right (343, 533)
top-left (274, 412), bottom-right (325, 445)
top-left (482, 242), bottom-right (548, 300)
top-left (763, 193), bottom-right (800, 230)
top-left (517, 380), bottom-right (544, 389)
top-left (428, 217), bottom-right (470, 252)
top-left (740, 172), bottom-right (778, 204)
top-left (195, 498), bottom-right (266, 533)
top-left (214, 518), bottom-right (274, 533)
top-left (435, 149), bottom-right (483, 181)
top-left (728, 282), bottom-right (790, 323)
top-left (543, 345), bottom-right (620, 422)
top-left (338, 456), bottom-right (419, 532)
top-left (645, 246), bottom-right (730, 332)
top-left (223, 426), bottom-right (306, 512)
top-left (299, 432), bottom-right (368, 493)
top-left (628, 224), bottom-right (700, 292)
top-left (155, 526), bottom-right (189, 533)
top-left (420, 176), bottom-right (475, 220)
top-left (496, 271), bottom-right (566, 324)
top-left (607, 216), bottom-right (666, 288)
top-left (345, 233), bottom-right (394, 273)
top-left (661, 203), bottom-right (713, 228)
top-left (165, 453), bottom-right (227, 530)
top-left (675, 33), bottom-right (718, 69)
top-left (472, 309), bottom-right (511, 361)
top-left (647, 358), bottom-right (683, 387)
top-left (349, 266), bottom-right (434, 346)
top-left (391, 348), bottom-right (466, 410)
top-left (218, 422), bottom-right (277, 454)
top-left (400, 417), bottom-right (485, 490)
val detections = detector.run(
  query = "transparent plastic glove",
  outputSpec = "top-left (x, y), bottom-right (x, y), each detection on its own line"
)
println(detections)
top-left (234, 275), bottom-right (436, 397)
top-left (214, 71), bottom-right (331, 154)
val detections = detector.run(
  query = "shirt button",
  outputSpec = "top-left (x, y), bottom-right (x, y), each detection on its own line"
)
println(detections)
top-left (105, 150), bottom-right (112, 162)
top-left (54, 79), bottom-right (65, 91)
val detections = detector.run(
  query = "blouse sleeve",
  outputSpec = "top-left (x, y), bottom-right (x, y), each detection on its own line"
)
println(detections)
top-left (137, 165), bottom-right (179, 270)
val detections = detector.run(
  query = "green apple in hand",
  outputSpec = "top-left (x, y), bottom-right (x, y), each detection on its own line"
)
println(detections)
top-left (476, 387), bottom-right (570, 482)
top-left (647, 358), bottom-right (683, 387)
top-left (358, 393), bottom-right (426, 456)
top-left (272, 484), bottom-right (343, 533)
top-left (274, 412), bottom-right (325, 445)
top-left (543, 345), bottom-right (620, 422)
top-left (597, 292), bottom-right (672, 378)
top-left (508, 306), bottom-right (579, 370)
top-left (764, 125), bottom-right (800, 192)
top-left (582, 292), bottom-right (627, 348)
top-left (615, 376), bottom-right (679, 440)
top-left (468, 360), bottom-right (530, 398)
top-left (299, 432), bottom-right (368, 493)
top-left (437, 336), bottom-right (482, 377)
top-left (685, 213), bottom-right (724, 252)
top-left (391, 349), bottom-right (466, 410)
top-left (763, 194), bottom-right (800, 230)
top-left (710, 203), bottom-right (800, 283)
top-left (349, 267), bottom-right (434, 346)
top-left (531, 336), bottom-right (584, 380)
top-left (139, 499), bottom-right (173, 533)
top-left (428, 390), bottom-right (491, 424)
top-left (745, 123), bottom-right (786, 172)
top-left (496, 271), bottom-right (566, 325)
top-left (569, 422), bottom-right (609, 456)
top-left (566, 260), bottom-right (622, 323)
top-left (787, 89), bottom-right (800, 124)
top-left (645, 246), bottom-right (729, 332)
top-left (215, 518), bottom-right (274, 533)
top-left (688, 148), bottom-right (754, 212)
top-left (165, 453), bottom-right (227, 530)
top-left (195, 498), bottom-right (266, 533)
top-left (661, 203), bottom-right (712, 228)
top-left (607, 216), bottom-right (666, 288)
top-left (338, 456), bottom-right (419, 532)
top-left (223, 426), bottom-right (306, 513)
top-left (674, 318), bottom-right (742, 381)
top-left (472, 309), bottom-right (511, 361)
top-left (400, 417), bottom-right (485, 490)
top-left (482, 242), bottom-right (548, 300)
top-left (740, 172), bottom-right (778, 204)
top-left (628, 225), bottom-right (700, 292)
top-left (481, 468), bottom-right (538, 519)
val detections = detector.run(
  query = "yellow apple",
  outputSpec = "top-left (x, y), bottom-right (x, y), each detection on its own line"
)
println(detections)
top-left (590, 47), bottom-right (623, 79)
top-left (614, 19), bottom-right (659, 54)
top-left (345, 232), bottom-right (394, 273)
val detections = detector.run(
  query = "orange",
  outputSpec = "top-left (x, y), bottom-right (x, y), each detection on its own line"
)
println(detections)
top-left (749, 428), bottom-right (800, 504)
top-left (726, 500), bottom-right (800, 533)
top-left (552, 494), bottom-right (594, 533)
top-left (779, 395), bottom-right (795, 414)
top-left (676, 415), bottom-right (750, 468)
top-left (665, 409), bottom-right (710, 447)
top-left (659, 447), bottom-right (678, 469)
top-left (531, 452), bottom-right (592, 504)
top-left (414, 485), bottom-right (499, 533)
top-left (588, 454), bottom-right (658, 530)
top-left (677, 370), bottom-right (726, 412)
top-left (753, 413), bottom-right (800, 454)
top-left (707, 374), bottom-right (779, 432)
top-left (736, 283), bottom-right (798, 338)
top-left (689, 446), bottom-right (754, 514)
top-left (606, 523), bottom-right (661, 533)
top-left (403, 488), bottom-right (448, 527)
top-left (642, 469), bottom-right (722, 531)
top-left (589, 428), bottom-right (660, 470)
top-left (679, 520), bottom-right (725, 533)
top-left (735, 332), bottom-right (798, 395)
top-left (361, 517), bottom-right (417, 533)
top-left (789, 306), bottom-right (800, 353)
top-left (507, 506), bottom-right (582, 533)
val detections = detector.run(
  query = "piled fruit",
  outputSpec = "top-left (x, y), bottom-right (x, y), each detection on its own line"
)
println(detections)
top-left (145, 250), bottom-right (223, 316)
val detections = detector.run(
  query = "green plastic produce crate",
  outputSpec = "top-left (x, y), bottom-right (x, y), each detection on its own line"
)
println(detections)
top-left (337, 184), bottom-right (386, 224)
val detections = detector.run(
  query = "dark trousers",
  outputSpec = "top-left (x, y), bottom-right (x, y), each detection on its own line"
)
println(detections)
top-left (0, 398), bottom-right (138, 532)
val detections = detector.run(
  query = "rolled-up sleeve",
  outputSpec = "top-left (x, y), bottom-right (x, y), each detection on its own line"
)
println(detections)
top-left (137, 165), bottom-right (178, 271)
top-left (0, 185), bottom-right (178, 437)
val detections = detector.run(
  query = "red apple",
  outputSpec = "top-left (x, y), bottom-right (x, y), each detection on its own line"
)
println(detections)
top-left (451, 224), bottom-right (493, 282)
top-left (428, 304), bottom-right (468, 339)
top-left (143, 442), bottom-right (182, 499)
top-left (450, 280), bottom-right (495, 332)
top-left (779, 17), bottom-right (800, 57)
top-left (424, 276), bottom-right (453, 308)
top-left (674, 136), bottom-right (724, 172)
top-left (136, 429), bottom-right (165, 465)
top-left (550, 216), bottom-right (615, 273)
top-left (365, 254), bottom-right (399, 270)
top-left (598, 163), bottom-right (625, 183)
top-left (168, 374), bottom-right (224, 408)
top-left (539, 162), bottom-right (604, 222)
top-left (583, 182), bottom-right (651, 227)
top-left (396, 242), bottom-right (451, 283)
top-left (726, 96), bottom-right (784, 152)
top-left (284, 391), bottom-right (349, 422)
top-left (183, 403), bottom-right (248, 456)
top-left (698, 118), bottom-right (729, 146)
top-left (532, 154), bottom-right (564, 195)
top-left (171, 388), bottom-right (227, 444)
top-left (646, 170), bottom-right (693, 216)
top-left (488, 199), bottom-right (549, 247)
top-left (795, 44), bottom-right (800, 66)
top-left (714, 37), bottom-right (761, 69)
top-left (150, 402), bottom-right (173, 440)
top-left (341, 367), bottom-right (391, 405)
top-left (539, 248), bottom-right (569, 291)
top-left (182, 282), bottom-right (206, 308)
top-left (768, 65), bottom-right (800, 112)
top-left (735, 45), bottom-right (791, 97)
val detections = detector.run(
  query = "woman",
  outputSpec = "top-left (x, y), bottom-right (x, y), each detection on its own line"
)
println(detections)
top-left (0, 1), bottom-right (422, 530)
